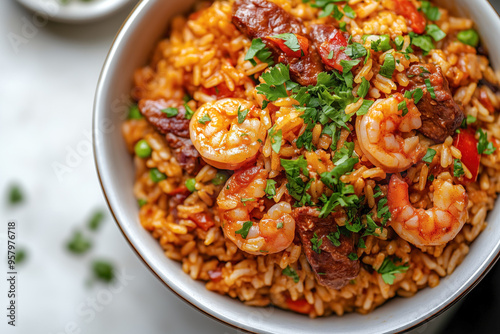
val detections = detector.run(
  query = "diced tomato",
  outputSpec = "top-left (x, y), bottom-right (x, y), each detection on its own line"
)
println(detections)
top-left (201, 82), bottom-right (234, 99)
top-left (453, 130), bottom-right (480, 182)
top-left (394, 0), bottom-right (427, 34)
top-left (479, 89), bottom-right (495, 113)
top-left (167, 185), bottom-right (189, 196)
top-left (318, 29), bottom-right (351, 72)
top-left (285, 298), bottom-right (313, 314)
top-left (189, 212), bottom-right (215, 231)
top-left (265, 34), bottom-right (309, 58)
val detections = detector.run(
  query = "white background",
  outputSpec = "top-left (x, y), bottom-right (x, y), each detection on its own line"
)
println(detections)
top-left (1, 0), bottom-right (497, 333)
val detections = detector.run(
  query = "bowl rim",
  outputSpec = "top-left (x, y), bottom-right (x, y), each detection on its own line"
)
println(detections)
top-left (93, 0), bottom-right (500, 333)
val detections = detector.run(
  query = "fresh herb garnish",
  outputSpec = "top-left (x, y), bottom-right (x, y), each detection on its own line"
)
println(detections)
top-left (380, 53), bottom-right (395, 79)
top-left (343, 4), bottom-right (356, 19)
top-left (270, 33), bottom-right (301, 52)
top-left (198, 114), bottom-right (212, 124)
top-left (269, 126), bottom-right (283, 153)
top-left (67, 231), bottom-right (92, 254)
top-left (161, 107), bottom-right (179, 118)
top-left (356, 99), bottom-right (374, 116)
top-left (327, 230), bottom-right (341, 247)
top-left (8, 184), bottom-right (24, 205)
top-left (92, 260), bottom-right (115, 283)
top-left (235, 221), bottom-right (253, 239)
top-left (348, 252), bottom-right (358, 261)
top-left (477, 128), bottom-right (497, 155)
top-left (422, 148), bottom-right (437, 164)
top-left (358, 78), bottom-right (370, 98)
top-left (420, 1), bottom-right (441, 21)
top-left (426, 24), bottom-right (446, 42)
top-left (377, 257), bottom-right (409, 285)
top-left (282, 266), bottom-right (300, 283)
top-left (184, 104), bottom-right (194, 120)
top-left (88, 210), bottom-right (105, 231)
top-left (245, 38), bottom-right (274, 66)
top-left (265, 179), bottom-right (277, 198)
top-left (453, 159), bottom-right (465, 178)
top-left (237, 106), bottom-right (249, 124)
top-left (457, 29), bottom-right (479, 47)
top-left (241, 198), bottom-right (256, 206)
top-left (311, 232), bottom-right (323, 254)
top-left (425, 78), bottom-right (436, 99)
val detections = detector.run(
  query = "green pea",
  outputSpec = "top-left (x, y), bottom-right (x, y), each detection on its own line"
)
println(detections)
top-left (150, 168), bottom-right (166, 183)
top-left (138, 198), bottom-right (148, 207)
top-left (128, 104), bottom-right (143, 120)
top-left (185, 178), bottom-right (196, 192)
top-left (457, 29), bottom-right (479, 47)
top-left (134, 139), bottom-right (152, 158)
top-left (211, 172), bottom-right (229, 186)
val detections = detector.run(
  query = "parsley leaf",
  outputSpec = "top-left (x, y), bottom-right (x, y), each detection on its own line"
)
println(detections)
top-left (358, 78), bottom-right (370, 98)
top-left (343, 4), bottom-right (356, 19)
top-left (345, 43), bottom-right (367, 59)
top-left (453, 159), bottom-right (465, 178)
top-left (426, 24), bottom-right (446, 42)
top-left (377, 257), bottom-right (409, 285)
top-left (420, 1), bottom-right (441, 21)
top-left (422, 148), bottom-right (437, 164)
top-left (88, 210), bottom-right (105, 231)
top-left (198, 114), bottom-right (212, 124)
top-left (245, 38), bottom-right (274, 66)
top-left (240, 198), bottom-right (256, 206)
top-left (327, 230), bottom-right (341, 247)
top-left (348, 252), bottom-right (358, 261)
top-left (356, 99), bottom-right (374, 116)
top-left (161, 107), bottom-right (178, 118)
top-left (282, 266), bottom-right (300, 283)
top-left (269, 126), bottom-right (283, 153)
top-left (237, 106), bottom-right (249, 124)
top-left (270, 33), bottom-right (301, 52)
top-left (265, 179), bottom-right (277, 198)
top-left (256, 63), bottom-right (298, 108)
top-left (410, 32), bottom-right (435, 53)
top-left (281, 156), bottom-right (310, 202)
top-left (380, 53), bottom-right (395, 79)
top-left (235, 221), bottom-right (253, 239)
top-left (311, 232), bottom-right (323, 253)
top-left (477, 128), bottom-right (497, 155)
top-left (184, 104), bottom-right (194, 120)
top-left (67, 231), bottom-right (92, 254)
top-left (92, 260), bottom-right (115, 283)
top-left (424, 78), bottom-right (436, 99)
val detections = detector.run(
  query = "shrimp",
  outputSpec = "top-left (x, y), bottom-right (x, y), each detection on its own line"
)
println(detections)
top-left (216, 166), bottom-right (295, 255)
top-left (189, 98), bottom-right (271, 170)
top-left (387, 174), bottom-right (469, 247)
top-left (356, 94), bottom-right (425, 173)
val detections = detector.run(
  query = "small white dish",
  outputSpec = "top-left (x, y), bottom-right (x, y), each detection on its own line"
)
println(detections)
top-left (15, 0), bottom-right (135, 24)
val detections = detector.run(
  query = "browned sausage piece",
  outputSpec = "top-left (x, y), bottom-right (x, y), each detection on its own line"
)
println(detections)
top-left (406, 64), bottom-right (464, 143)
top-left (139, 99), bottom-right (201, 174)
top-left (232, 0), bottom-right (324, 86)
top-left (293, 207), bottom-right (360, 289)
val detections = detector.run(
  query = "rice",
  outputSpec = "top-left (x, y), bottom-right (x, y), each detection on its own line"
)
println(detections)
top-left (121, 0), bottom-right (500, 318)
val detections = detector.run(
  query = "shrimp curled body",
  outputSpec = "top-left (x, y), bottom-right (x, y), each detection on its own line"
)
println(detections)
top-left (356, 94), bottom-right (425, 173)
top-left (387, 174), bottom-right (469, 247)
top-left (217, 166), bottom-right (295, 255)
top-left (190, 98), bottom-right (270, 170)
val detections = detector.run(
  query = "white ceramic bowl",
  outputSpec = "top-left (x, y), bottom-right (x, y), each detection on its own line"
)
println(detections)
top-left (93, 1), bottom-right (500, 333)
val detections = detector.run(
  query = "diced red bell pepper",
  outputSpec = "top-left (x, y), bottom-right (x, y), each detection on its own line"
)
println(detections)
top-left (394, 0), bottom-right (427, 34)
top-left (208, 268), bottom-right (223, 281)
top-left (265, 34), bottom-right (309, 58)
top-left (285, 298), bottom-right (313, 314)
top-left (318, 29), bottom-right (351, 72)
top-left (453, 130), bottom-right (480, 182)
top-left (189, 212), bottom-right (215, 231)
top-left (167, 185), bottom-right (189, 196)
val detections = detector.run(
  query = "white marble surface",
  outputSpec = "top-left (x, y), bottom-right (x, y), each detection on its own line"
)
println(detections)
top-left (1, 0), bottom-right (493, 333)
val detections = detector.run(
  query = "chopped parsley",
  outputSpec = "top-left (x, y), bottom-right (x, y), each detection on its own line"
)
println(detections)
top-left (235, 221), bottom-right (253, 239)
top-left (356, 99), bottom-right (374, 116)
top-left (128, 104), bottom-right (143, 119)
top-left (256, 63), bottom-right (298, 108)
top-left (358, 78), bottom-right (370, 98)
top-left (269, 126), bottom-right (283, 153)
top-left (15, 249), bottom-right (27, 264)
top-left (327, 50), bottom-right (334, 59)
top-left (377, 197), bottom-right (391, 226)
top-left (457, 29), bottom-right (479, 48)
top-left (377, 257), bottom-right (409, 285)
top-left (240, 198), bottom-right (256, 206)
top-left (477, 128), bottom-right (497, 155)
top-left (394, 35), bottom-right (405, 51)
top-left (281, 156), bottom-right (310, 203)
top-left (67, 231), bottom-right (92, 254)
top-left (161, 107), bottom-right (178, 118)
top-left (265, 179), bottom-right (277, 198)
top-left (8, 184), bottom-right (24, 205)
top-left (404, 87), bottom-right (424, 104)
top-left (426, 24), bottom-right (446, 42)
top-left (245, 38), bottom-right (274, 66)
top-left (184, 104), bottom-right (194, 120)
top-left (410, 32), bottom-right (435, 54)
top-left (138, 198), bottom-right (148, 207)
top-left (92, 260), bottom-right (115, 283)
top-left (237, 106), bottom-right (249, 124)
top-left (398, 100), bottom-right (408, 116)
top-left (327, 230), bottom-right (341, 247)
top-left (424, 78), bottom-right (436, 99)
top-left (379, 53), bottom-right (395, 79)
top-left (422, 148), bottom-right (437, 164)
top-left (282, 266), bottom-right (300, 283)
top-left (466, 115), bottom-right (477, 125)
top-left (345, 42), bottom-right (367, 59)
top-left (88, 210), bottom-right (105, 231)
top-left (368, 35), bottom-right (391, 52)
top-left (453, 159), bottom-right (465, 178)
top-left (311, 232), bottom-right (323, 254)
top-left (198, 114), bottom-right (212, 124)
top-left (420, 1), bottom-right (441, 21)
top-left (348, 252), bottom-right (358, 261)
top-left (270, 33), bottom-right (301, 52)
top-left (343, 4), bottom-right (356, 19)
